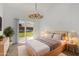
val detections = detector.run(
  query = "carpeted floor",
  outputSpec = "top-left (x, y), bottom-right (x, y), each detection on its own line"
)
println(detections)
top-left (7, 43), bottom-right (29, 56)
top-left (7, 44), bottom-right (18, 56)
top-left (6, 43), bottom-right (79, 56)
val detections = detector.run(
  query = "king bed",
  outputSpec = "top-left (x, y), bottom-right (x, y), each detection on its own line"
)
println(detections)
top-left (26, 32), bottom-right (68, 56)
top-left (26, 39), bottom-right (50, 56)
top-left (37, 38), bottom-right (61, 51)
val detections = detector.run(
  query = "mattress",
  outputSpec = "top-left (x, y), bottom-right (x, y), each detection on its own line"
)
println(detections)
top-left (26, 39), bottom-right (50, 56)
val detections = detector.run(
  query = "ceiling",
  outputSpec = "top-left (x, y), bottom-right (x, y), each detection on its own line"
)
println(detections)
top-left (3, 3), bottom-right (52, 15)
top-left (3, 3), bottom-right (79, 12)
top-left (3, 3), bottom-right (79, 20)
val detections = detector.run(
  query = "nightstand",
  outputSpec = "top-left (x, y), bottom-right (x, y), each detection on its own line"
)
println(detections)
top-left (66, 42), bottom-right (77, 55)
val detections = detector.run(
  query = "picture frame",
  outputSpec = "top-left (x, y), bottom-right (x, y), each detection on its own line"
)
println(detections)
top-left (0, 16), bottom-right (2, 31)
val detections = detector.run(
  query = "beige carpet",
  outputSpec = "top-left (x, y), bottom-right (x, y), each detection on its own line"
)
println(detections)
top-left (7, 44), bottom-right (18, 56)
top-left (7, 43), bottom-right (76, 56)
top-left (7, 43), bottom-right (29, 56)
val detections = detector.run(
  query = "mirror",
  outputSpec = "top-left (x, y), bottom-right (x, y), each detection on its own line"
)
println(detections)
top-left (0, 16), bottom-right (2, 31)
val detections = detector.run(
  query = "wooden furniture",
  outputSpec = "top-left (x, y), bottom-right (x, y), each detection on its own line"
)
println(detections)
top-left (45, 40), bottom-right (67, 56)
top-left (0, 37), bottom-right (9, 56)
top-left (66, 41), bottom-right (77, 54)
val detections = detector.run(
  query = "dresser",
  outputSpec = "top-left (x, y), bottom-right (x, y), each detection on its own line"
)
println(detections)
top-left (0, 37), bottom-right (9, 56)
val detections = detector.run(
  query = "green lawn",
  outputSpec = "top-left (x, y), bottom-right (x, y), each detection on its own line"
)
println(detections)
top-left (19, 32), bottom-right (25, 37)
top-left (19, 32), bottom-right (33, 37)
top-left (26, 32), bottom-right (33, 37)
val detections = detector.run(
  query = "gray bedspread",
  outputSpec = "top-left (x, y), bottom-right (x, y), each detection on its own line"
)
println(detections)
top-left (37, 38), bottom-right (61, 51)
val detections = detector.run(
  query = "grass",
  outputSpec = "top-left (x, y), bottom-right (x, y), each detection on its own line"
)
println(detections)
top-left (26, 32), bottom-right (33, 37)
top-left (19, 32), bottom-right (33, 37)
top-left (19, 32), bottom-right (25, 37)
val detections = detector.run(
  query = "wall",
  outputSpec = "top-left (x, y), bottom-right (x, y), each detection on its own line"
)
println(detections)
top-left (3, 5), bottom-right (26, 43)
top-left (3, 5), bottom-right (40, 43)
top-left (0, 4), bottom-right (3, 16)
top-left (3, 3), bottom-right (79, 43)
top-left (40, 4), bottom-right (79, 37)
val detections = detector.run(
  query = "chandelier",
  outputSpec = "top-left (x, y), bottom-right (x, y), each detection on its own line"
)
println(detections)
top-left (28, 3), bottom-right (43, 20)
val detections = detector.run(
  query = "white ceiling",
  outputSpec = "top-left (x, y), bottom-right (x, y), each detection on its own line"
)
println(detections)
top-left (3, 3), bottom-right (75, 11)
top-left (3, 3), bottom-right (79, 19)
top-left (3, 3), bottom-right (56, 19)
top-left (3, 3), bottom-right (52, 15)
top-left (3, 3), bottom-right (79, 13)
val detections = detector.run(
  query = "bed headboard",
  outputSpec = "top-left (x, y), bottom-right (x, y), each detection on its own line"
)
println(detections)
top-left (47, 31), bottom-right (68, 40)
top-left (40, 30), bottom-right (69, 40)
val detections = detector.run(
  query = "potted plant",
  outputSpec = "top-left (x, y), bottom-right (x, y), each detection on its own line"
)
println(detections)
top-left (3, 26), bottom-right (14, 42)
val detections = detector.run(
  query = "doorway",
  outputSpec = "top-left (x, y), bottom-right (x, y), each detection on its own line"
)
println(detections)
top-left (18, 19), bottom-right (34, 43)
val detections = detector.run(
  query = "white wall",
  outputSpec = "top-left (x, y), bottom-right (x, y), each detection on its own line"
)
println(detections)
top-left (3, 5), bottom-right (40, 43)
top-left (0, 4), bottom-right (3, 16)
top-left (40, 4), bottom-right (79, 37)
top-left (0, 4), bottom-right (3, 35)
top-left (3, 3), bottom-right (79, 43)
top-left (3, 5), bottom-right (26, 43)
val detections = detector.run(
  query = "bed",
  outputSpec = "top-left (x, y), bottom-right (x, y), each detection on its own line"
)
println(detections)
top-left (37, 38), bottom-right (61, 51)
top-left (26, 31), bottom-right (68, 56)
top-left (26, 39), bottom-right (50, 56)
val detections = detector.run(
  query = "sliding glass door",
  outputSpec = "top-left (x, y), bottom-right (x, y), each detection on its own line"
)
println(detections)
top-left (17, 19), bottom-right (34, 43)
top-left (18, 19), bottom-right (26, 43)
top-left (26, 27), bottom-right (33, 40)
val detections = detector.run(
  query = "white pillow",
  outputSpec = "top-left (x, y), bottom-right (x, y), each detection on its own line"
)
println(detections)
top-left (53, 34), bottom-right (61, 40)
top-left (39, 33), bottom-right (53, 39)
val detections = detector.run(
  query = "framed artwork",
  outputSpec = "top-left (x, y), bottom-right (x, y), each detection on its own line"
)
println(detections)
top-left (0, 16), bottom-right (2, 31)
